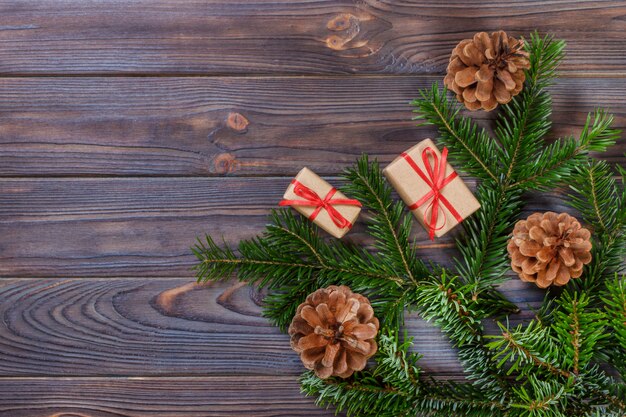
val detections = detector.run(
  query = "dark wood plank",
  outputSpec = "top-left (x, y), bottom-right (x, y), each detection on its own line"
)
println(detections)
top-left (0, 76), bottom-right (624, 177)
top-left (0, 278), bottom-right (545, 377)
top-left (0, 376), bottom-right (331, 416)
top-left (0, 1), bottom-right (625, 75)
top-left (0, 177), bottom-right (574, 278)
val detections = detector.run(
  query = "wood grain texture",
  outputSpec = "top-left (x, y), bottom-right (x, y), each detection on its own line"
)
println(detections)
top-left (0, 76), bottom-right (624, 177)
top-left (0, 1), bottom-right (625, 75)
top-left (0, 376), bottom-right (329, 416)
top-left (0, 177), bottom-right (573, 278)
top-left (2, 1), bottom-right (626, 414)
top-left (0, 278), bottom-right (545, 377)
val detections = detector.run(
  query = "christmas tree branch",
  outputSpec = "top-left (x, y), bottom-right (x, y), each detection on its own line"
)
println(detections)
top-left (342, 155), bottom-right (430, 287)
top-left (602, 276), bottom-right (626, 378)
top-left (193, 209), bottom-right (409, 330)
top-left (193, 233), bottom-right (402, 287)
top-left (567, 160), bottom-right (625, 291)
top-left (499, 32), bottom-right (564, 183)
top-left (412, 83), bottom-right (501, 182)
top-left (302, 332), bottom-right (507, 417)
top-left (553, 293), bottom-right (607, 375)
top-left (511, 110), bottom-right (619, 190)
top-left (454, 182), bottom-right (525, 295)
top-left (488, 321), bottom-right (567, 378)
top-left (597, 389), bottom-right (626, 414)
top-left (413, 272), bottom-right (509, 394)
top-left (508, 376), bottom-right (567, 417)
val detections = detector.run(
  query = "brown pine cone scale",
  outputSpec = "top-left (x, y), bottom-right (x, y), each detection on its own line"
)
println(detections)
top-left (444, 31), bottom-right (530, 111)
top-left (507, 212), bottom-right (592, 288)
top-left (288, 285), bottom-right (379, 379)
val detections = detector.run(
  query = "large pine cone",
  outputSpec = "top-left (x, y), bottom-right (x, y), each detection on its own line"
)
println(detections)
top-left (288, 285), bottom-right (379, 379)
top-left (444, 31), bottom-right (530, 111)
top-left (507, 212), bottom-right (592, 288)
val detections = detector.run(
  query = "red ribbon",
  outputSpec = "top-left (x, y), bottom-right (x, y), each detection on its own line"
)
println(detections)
top-left (402, 147), bottom-right (462, 240)
top-left (279, 180), bottom-right (362, 229)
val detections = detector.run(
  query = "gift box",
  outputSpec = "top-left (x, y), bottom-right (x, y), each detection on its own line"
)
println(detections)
top-left (279, 167), bottom-right (362, 238)
top-left (383, 139), bottom-right (480, 239)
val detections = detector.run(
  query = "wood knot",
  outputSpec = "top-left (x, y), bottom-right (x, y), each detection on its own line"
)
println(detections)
top-left (226, 112), bottom-right (249, 133)
top-left (325, 13), bottom-right (360, 51)
top-left (213, 152), bottom-right (238, 174)
top-left (326, 35), bottom-right (346, 51)
top-left (327, 13), bottom-right (354, 31)
top-left (154, 282), bottom-right (201, 313)
top-left (324, 11), bottom-right (388, 57)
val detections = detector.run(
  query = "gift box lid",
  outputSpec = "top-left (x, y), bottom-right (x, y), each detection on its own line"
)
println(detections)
top-left (383, 139), bottom-right (481, 238)
top-left (282, 167), bottom-right (361, 238)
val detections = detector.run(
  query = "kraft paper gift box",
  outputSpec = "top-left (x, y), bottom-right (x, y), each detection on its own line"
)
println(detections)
top-left (280, 167), bottom-right (362, 239)
top-left (383, 139), bottom-right (481, 239)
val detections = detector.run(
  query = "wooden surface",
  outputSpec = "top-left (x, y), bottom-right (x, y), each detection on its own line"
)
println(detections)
top-left (0, 1), bottom-right (624, 416)
top-left (1, 1), bottom-right (625, 75)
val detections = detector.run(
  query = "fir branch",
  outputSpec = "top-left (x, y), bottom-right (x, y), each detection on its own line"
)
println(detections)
top-left (509, 376), bottom-right (567, 417)
top-left (502, 35), bottom-right (615, 191)
top-left (413, 273), bottom-right (482, 342)
top-left (412, 272), bottom-right (508, 395)
top-left (489, 319), bottom-right (619, 414)
top-left (552, 292), bottom-right (608, 374)
top-left (488, 321), bottom-right (567, 379)
top-left (603, 276), bottom-right (626, 348)
top-left (374, 331), bottom-right (422, 390)
top-left (194, 232), bottom-right (400, 289)
top-left (342, 155), bottom-right (429, 286)
top-left (600, 390), bottom-right (626, 415)
top-left (454, 181), bottom-right (525, 294)
top-left (498, 32), bottom-right (565, 184)
top-left (567, 160), bottom-right (626, 291)
top-left (416, 384), bottom-right (507, 417)
top-left (301, 371), bottom-right (415, 417)
top-left (523, 31), bottom-right (567, 91)
top-left (300, 332), bottom-right (419, 417)
top-left (569, 159), bottom-right (625, 236)
top-left (511, 110), bottom-right (619, 190)
top-left (302, 335), bottom-right (507, 417)
top-left (602, 276), bottom-right (626, 378)
top-left (603, 384), bottom-right (626, 414)
top-left (193, 209), bottom-right (408, 330)
top-left (412, 83), bottom-right (501, 182)
top-left (261, 271), bottom-right (317, 330)
top-left (302, 372), bottom-right (506, 417)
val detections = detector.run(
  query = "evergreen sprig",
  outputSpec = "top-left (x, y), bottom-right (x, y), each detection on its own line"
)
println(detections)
top-left (192, 31), bottom-right (625, 416)
top-left (341, 155), bottom-right (430, 287)
top-left (193, 209), bottom-right (409, 330)
top-left (301, 332), bottom-right (507, 417)
top-left (603, 276), bottom-right (626, 378)
top-left (567, 160), bottom-right (626, 293)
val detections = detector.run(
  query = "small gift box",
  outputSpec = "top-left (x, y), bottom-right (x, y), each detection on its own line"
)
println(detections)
top-left (383, 139), bottom-right (480, 239)
top-left (279, 167), bottom-right (362, 238)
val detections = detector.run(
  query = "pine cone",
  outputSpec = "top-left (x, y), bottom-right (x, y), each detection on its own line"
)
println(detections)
top-left (507, 212), bottom-right (592, 288)
top-left (444, 31), bottom-right (530, 111)
top-left (288, 285), bottom-right (379, 379)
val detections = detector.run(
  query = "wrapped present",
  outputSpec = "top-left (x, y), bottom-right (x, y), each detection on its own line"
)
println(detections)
top-left (279, 167), bottom-right (362, 238)
top-left (383, 139), bottom-right (481, 239)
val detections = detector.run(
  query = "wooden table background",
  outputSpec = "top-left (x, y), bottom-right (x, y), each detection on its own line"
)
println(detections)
top-left (0, 1), bottom-right (625, 416)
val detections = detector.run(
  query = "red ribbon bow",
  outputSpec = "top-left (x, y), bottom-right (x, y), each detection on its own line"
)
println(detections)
top-left (402, 146), bottom-right (462, 240)
top-left (279, 180), bottom-right (362, 229)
